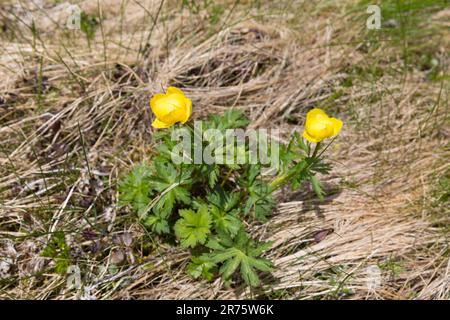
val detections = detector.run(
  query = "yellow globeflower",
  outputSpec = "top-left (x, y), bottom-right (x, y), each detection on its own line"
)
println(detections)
top-left (302, 108), bottom-right (343, 143)
top-left (150, 87), bottom-right (192, 128)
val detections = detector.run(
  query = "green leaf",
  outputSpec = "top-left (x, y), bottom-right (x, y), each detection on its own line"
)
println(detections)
top-left (209, 108), bottom-right (250, 131)
top-left (244, 181), bottom-right (275, 222)
top-left (174, 206), bottom-right (212, 248)
top-left (278, 139), bottom-right (303, 173)
top-left (240, 165), bottom-right (275, 222)
top-left (202, 229), bottom-right (273, 287)
top-left (295, 133), bottom-right (310, 153)
top-left (41, 231), bottom-right (71, 275)
top-left (211, 206), bottom-right (242, 237)
top-left (309, 159), bottom-right (332, 175)
top-left (187, 256), bottom-right (216, 281)
top-left (207, 165), bottom-right (220, 189)
top-left (55, 258), bottom-right (70, 275)
top-left (207, 191), bottom-right (241, 211)
top-left (207, 192), bottom-right (243, 236)
top-left (118, 163), bottom-right (152, 218)
top-left (150, 162), bottom-right (192, 215)
top-left (287, 159), bottom-right (309, 190)
top-left (310, 175), bottom-right (326, 201)
top-left (144, 213), bottom-right (170, 234)
top-left (80, 12), bottom-right (98, 42)
top-left (247, 164), bottom-right (261, 185)
top-left (437, 175), bottom-right (450, 203)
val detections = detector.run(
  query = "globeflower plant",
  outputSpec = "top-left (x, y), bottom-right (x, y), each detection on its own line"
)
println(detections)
top-left (119, 87), bottom-right (342, 287)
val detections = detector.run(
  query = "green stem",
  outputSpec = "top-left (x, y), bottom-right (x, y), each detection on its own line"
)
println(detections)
top-left (269, 142), bottom-right (321, 192)
top-left (311, 142), bottom-right (321, 158)
top-left (269, 173), bottom-right (289, 192)
top-left (220, 167), bottom-right (234, 187)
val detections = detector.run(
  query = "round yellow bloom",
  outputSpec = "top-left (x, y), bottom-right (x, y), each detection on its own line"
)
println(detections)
top-left (150, 87), bottom-right (192, 128)
top-left (302, 108), bottom-right (343, 143)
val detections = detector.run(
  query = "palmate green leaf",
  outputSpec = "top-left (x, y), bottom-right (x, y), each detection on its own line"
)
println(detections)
top-left (244, 181), bottom-right (275, 222)
top-left (207, 192), bottom-right (243, 236)
top-left (144, 212), bottom-right (170, 234)
top-left (237, 164), bottom-right (275, 222)
top-left (118, 163), bottom-right (152, 218)
top-left (150, 161), bottom-right (192, 215)
top-left (174, 206), bottom-right (212, 248)
top-left (201, 165), bottom-right (219, 189)
top-left (247, 164), bottom-right (261, 185)
top-left (153, 186), bottom-right (190, 215)
top-left (153, 127), bottom-right (194, 164)
top-left (208, 108), bottom-right (250, 131)
top-left (209, 168), bottom-right (219, 189)
top-left (210, 207), bottom-right (242, 237)
top-left (187, 256), bottom-right (216, 281)
top-left (278, 142), bottom-right (301, 173)
top-left (202, 229), bottom-right (274, 287)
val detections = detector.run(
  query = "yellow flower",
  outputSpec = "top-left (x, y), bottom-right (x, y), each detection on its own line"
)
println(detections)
top-left (302, 108), bottom-right (343, 143)
top-left (150, 87), bottom-right (192, 128)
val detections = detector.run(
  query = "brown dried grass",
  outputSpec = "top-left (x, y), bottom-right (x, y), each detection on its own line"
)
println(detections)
top-left (0, 0), bottom-right (448, 300)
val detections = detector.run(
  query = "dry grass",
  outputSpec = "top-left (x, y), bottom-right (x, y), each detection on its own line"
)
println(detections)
top-left (0, 0), bottom-right (449, 300)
